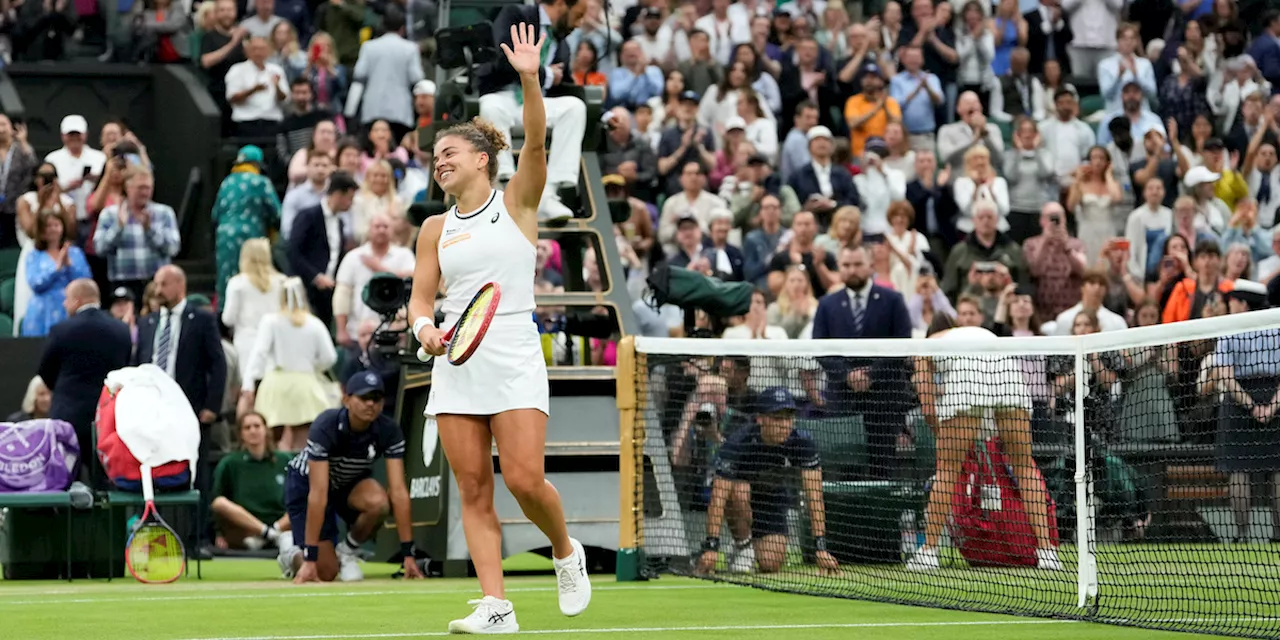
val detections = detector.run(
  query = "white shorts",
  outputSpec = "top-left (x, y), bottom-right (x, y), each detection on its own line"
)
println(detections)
top-left (935, 366), bottom-right (1032, 423)
top-left (425, 313), bottom-right (550, 417)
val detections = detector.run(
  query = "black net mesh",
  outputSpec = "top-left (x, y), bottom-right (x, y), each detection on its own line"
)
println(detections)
top-left (628, 325), bottom-right (1280, 639)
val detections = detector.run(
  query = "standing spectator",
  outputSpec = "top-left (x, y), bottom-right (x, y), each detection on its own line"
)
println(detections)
top-left (1184, 165), bottom-right (1231, 232)
top-left (21, 212), bottom-right (90, 337)
top-left (657, 90), bottom-right (716, 196)
top-left (92, 168), bottom-right (180, 303)
top-left (895, 0), bottom-right (960, 124)
top-left (0, 115), bottom-right (35, 250)
top-left (811, 244), bottom-right (912, 480)
top-left (1005, 116), bottom-right (1055, 242)
top-left (1124, 179), bottom-right (1173, 279)
top-left (606, 39), bottom-right (664, 110)
top-left (1160, 45), bottom-right (1212, 138)
top-left (1049, 268), bottom-right (1128, 333)
top-left (278, 83), bottom-right (334, 170)
top-left (333, 213), bottom-right (414, 347)
top-left (1098, 24), bottom-right (1157, 114)
top-left (844, 63), bottom-right (901, 158)
top-left (991, 0), bottom-right (1027, 77)
top-left (1023, 202), bottom-right (1087, 317)
top-left (955, 0), bottom-right (996, 109)
top-left (12, 0), bottom-right (75, 61)
top-left (953, 145), bottom-right (1011, 234)
top-left (45, 115), bottom-right (106, 238)
top-left (313, 0), bottom-right (363, 68)
top-left (779, 101), bottom-right (819, 183)
top-left (779, 37), bottom-right (839, 132)
top-left (1162, 238), bottom-right (1234, 323)
top-left (127, 0), bottom-right (190, 63)
top-left (678, 30), bottom-right (723, 97)
top-left (1245, 127), bottom-right (1280, 230)
top-left (743, 193), bottom-right (787, 288)
top-left (1248, 11), bottom-right (1280, 94)
top-left (13, 162), bottom-right (74, 335)
top-left (697, 62), bottom-right (755, 135)
top-left (815, 205), bottom-right (862, 255)
top-left (353, 10), bottom-right (425, 143)
top-left (1117, 299), bottom-right (1178, 443)
top-left (225, 36), bottom-right (289, 137)
top-left (882, 123), bottom-right (918, 182)
top-left (890, 45), bottom-right (945, 151)
top-left (1061, 0), bottom-right (1123, 82)
top-left (1039, 88), bottom-right (1095, 193)
top-left (211, 412), bottom-right (293, 551)
top-left (1024, 0), bottom-right (1072, 75)
top-left (732, 44), bottom-right (783, 116)
top-left (788, 125), bottom-right (860, 211)
top-left (213, 145), bottom-right (280, 312)
top-left (853, 138), bottom-right (906, 233)
top-left (288, 171), bottom-right (357, 327)
top-left (1201, 138), bottom-right (1249, 212)
top-left (1097, 83), bottom-right (1167, 156)
top-left (1222, 199), bottom-right (1272, 264)
top-left (199, 0), bottom-right (248, 134)
top-left (937, 91), bottom-right (1005, 170)
top-left (267, 23), bottom-right (306, 81)
top-left (632, 6), bottom-right (672, 67)
top-left (767, 210), bottom-right (838, 295)
top-left (736, 91), bottom-right (777, 163)
top-left (241, 277), bottom-right (337, 451)
top-left (886, 200), bottom-right (929, 295)
top-left (303, 32), bottom-right (349, 116)
top-left (239, 0), bottom-right (284, 39)
top-left (1215, 59), bottom-right (1270, 137)
top-left (36, 279), bottom-right (131, 486)
top-left (1227, 91), bottom-right (1270, 160)
top-left (282, 148), bottom-right (333, 239)
top-left (941, 201), bottom-right (1030, 299)
top-left (1067, 145), bottom-right (1124, 261)
top-left (222, 238), bottom-right (285, 382)
top-left (1130, 126), bottom-right (1183, 209)
top-left (991, 48), bottom-right (1045, 122)
top-left (905, 149), bottom-right (957, 260)
top-left (696, 0), bottom-right (750, 66)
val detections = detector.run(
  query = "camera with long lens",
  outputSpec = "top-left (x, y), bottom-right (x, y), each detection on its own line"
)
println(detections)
top-left (363, 273), bottom-right (414, 352)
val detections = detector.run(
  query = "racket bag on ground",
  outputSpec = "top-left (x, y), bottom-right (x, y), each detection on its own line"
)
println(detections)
top-left (95, 385), bottom-right (190, 492)
top-left (951, 437), bottom-right (1058, 568)
top-left (0, 419), bottom-right (80, 492)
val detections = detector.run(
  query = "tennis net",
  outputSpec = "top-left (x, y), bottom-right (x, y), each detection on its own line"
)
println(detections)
top-left (615, 308), bottom-right (1280, 639)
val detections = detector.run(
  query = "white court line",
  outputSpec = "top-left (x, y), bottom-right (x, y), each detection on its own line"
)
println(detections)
top-left (178, 619), bottom-right (1078, 640)
top-left (0, 583), bottom-right (731, 606)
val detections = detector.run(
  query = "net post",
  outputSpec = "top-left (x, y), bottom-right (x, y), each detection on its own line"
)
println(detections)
top-left (615, 335), bottom-right (646, 581)
top-left (1074, 341), bottom-right (1098, 608)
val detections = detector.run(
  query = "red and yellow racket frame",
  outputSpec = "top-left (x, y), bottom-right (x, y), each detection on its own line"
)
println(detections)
top-left (440, 282), bottom-right (502, 365)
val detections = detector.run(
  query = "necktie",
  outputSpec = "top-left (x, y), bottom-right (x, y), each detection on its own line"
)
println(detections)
top-left (851, 292), bottom-right (865, 336)
top-left (516, 29), bottom-right (554, 106)
top-left (155, 308), bottom-right (172, 373)
top-left (1260, 175), bottom-right (1273, 205)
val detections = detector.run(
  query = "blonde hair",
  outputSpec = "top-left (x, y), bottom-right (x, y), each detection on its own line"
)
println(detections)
top-left (271, 20), bottom-right (300, 57)
top-left (830, 206), bottom-right (862, 244)
top-left (21, 376), bottom-right (47, 415)
top-left (280, 277), bottom-right (311, 327)
top-left (239, 238), bottom-right (279, 293)
top-left (776, 265), bottom-right (816, 316)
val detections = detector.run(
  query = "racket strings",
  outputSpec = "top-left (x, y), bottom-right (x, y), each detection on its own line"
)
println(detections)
top-left (127, 524), bottom-right (186, 583)
top-left (449, 288), bottom-right (496, 360)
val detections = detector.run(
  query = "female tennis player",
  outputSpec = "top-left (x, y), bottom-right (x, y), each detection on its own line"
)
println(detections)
top-left (907, 318), bottom-right (1062, 572)
top-left (407, 23), bottom-right (590, 635)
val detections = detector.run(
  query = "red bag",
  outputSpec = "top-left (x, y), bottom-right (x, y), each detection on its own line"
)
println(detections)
top-left (95, 386), bottom-right (190, 492)
top-left (951, 437), bottom-right (1058, 568)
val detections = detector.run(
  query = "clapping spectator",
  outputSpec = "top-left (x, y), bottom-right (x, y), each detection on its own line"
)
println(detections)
top-left (889, 46), bottom-right (945, 150)
top-left (199, 0), bottom-right (249, 133)
top-left (570, 40), bottom-right (608, 90)
top-left (240, 0), bottom-right (284, 39)
top-left (844, 64), bottom-right (901, 158)
top-left (12, 0), bottom-right (75, 61)
top-left (1099, 23), bottom-right (1156, 113)
top-left (854, 138), bottom-right (907, 233)
top-left (907, 266), bottom-right (956, 337)
top-left (886, 201), bottom-right (929, 294)
top-left (953, 145), bottom-right (1011, 234)
top-left (14, 162), bottom-right (75, 335)
top-left (213, 145), bottom-right (280, 311)
top-left (657, 90), bottom-right (716, 195)
top-left (905, 150), bottom-right (957, 259)
top-left (226, 36), bottom-right (290, 137)
top-left (93, 167), bottom-right (180, 302)
top-left (937, 91), bottom-right (1005, 170)
top-left (267, 21), bottom-right (306, 81)
top-left (955, 1), bottom-right (996, 110)
top-left (22, 212), bottom-right (90, 336)
top-left (767, 265), bottom-right (818, 339)
top-left (1039, 88), bottom-right (1095, 192)
top-left (1025, 0), bottom-right (1072, 75)
top-left (658, 162), bottom-right (725, 253)
top-left (1124, 179), bottom-right (1173, 279)
top-left (1097, 83), bottom-right (1166, 158)
top-left (601, 108), bottom-right (658, 201)
top-left (788, 125), bottom-right (859, 213)
top-left (882, 123), bottom-right (917, 181)
top-left (666, 214), bottom-right (721, 278)
top-left (1004, 117), bottom-right (1055, 242)
top-left (1160, 43), bottom-right (1212, 138)
top-left (606, 39), bottom-right (663, 110)
top-left (768, 210), bottom-right (838, 295)
top-left (992, 48), bottom-right (1044, 123)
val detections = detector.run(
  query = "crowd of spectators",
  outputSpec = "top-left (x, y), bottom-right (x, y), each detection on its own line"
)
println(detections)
top-left (6, 0), bottom-right (1280, 549)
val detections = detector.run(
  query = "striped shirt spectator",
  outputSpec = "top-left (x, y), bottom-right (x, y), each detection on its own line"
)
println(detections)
top-left (92, 169), bottom-right (180, 291)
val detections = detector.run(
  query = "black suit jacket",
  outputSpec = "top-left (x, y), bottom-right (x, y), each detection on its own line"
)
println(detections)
top-left (906, 179), bottom-right (958, 251)
top-left (810, 285), bottom-right (913, 414)
top-left (475, 5), bottom-right (575, 97)
top-left (788, 163), bottom-right (860, 209)
top-left (133, 304), bottom-right (227, 417)
top-left (288, 204), bottom-right (347, 286)
top-left (1023, 8), bottom-right (1073, 76)
top-left (37, 307), bottom-right (132, 441)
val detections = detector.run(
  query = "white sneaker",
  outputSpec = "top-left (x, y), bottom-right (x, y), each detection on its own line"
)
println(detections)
top-left (275, 534), bottom-right (296, 552)
top-left (1037, 547), bottom-right (1063, 571)
top-left (552, 538), bottom-right (592, 616)
top-left (906, 545), bottom-right (940, 571)
top-left (277, 546), bottom-right (301, 579)
top-left (725, 542), bottom-right (755, 573)
top-left (336, 542), bottom-right (364, 582)
top-left (538, 192), bottom-right (574, 221)
top-left (448, 596), bottom-right (519, 634)
top-left (243, 536), bottom-right (266, 551)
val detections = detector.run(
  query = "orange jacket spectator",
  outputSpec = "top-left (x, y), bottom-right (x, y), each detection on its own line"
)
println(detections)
top-left (1161, 278), bottom-right (1234, 324)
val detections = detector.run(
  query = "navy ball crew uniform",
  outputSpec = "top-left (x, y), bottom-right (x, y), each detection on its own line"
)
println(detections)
top-left (285, 406), bottom-right (406, 546)
top-left (715, 424), bottom-right (821, 539)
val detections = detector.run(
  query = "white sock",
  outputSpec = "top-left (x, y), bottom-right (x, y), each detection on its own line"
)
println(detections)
top-left (263, 524), bottom-right (280, 541)
top-left (733, 539), bottom-right (752, 550)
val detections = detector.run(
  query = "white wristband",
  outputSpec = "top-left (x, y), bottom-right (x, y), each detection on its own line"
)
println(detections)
top-left (412, 316), bottom-right (434, 341)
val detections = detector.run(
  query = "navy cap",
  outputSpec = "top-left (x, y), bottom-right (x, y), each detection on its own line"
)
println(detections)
top-left (757, 386), bottom-right (797, 414)
top-left (864, 136), bottom-right (890, 157)
top-left (863, 62), bottom-right (885, 79)
top-left (345, 370), bottom-right (385, 397)
top-left (678, 89), bottom-right (701, 103)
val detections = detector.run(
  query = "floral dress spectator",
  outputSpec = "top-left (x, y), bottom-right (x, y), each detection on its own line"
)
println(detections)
top-left (22, 213), bottom-right (90, 337)
top-left (212, 146), bottom-right (281, 313)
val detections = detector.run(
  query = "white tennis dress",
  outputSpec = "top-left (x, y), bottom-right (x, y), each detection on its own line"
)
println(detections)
top-left (425, 189), bottom-right (550, 417)
top-left (932, 326), bottom-right (1031, 422)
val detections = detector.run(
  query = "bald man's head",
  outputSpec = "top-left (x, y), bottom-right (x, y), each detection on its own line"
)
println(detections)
top-left (63, 279), bottom-right (100, 315)
top-left (153, 265), bottom-right (187, 309)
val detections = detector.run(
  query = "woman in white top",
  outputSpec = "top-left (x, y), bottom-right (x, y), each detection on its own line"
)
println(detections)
top-left (14, 163), bottom-right (76, 335)
top-left (221, 238), bottom-right (286, 381)
top-left (955, 1), bottom-right (996, 109)
top-left (1123, 179), bottom-right (1171, 280)
top-left (907, 298), bottom-right (1060, 572)
top-left (698, 61), bottom-right (756, 140)
top-left (735, 89), bottom-right (778, 162)
top-left (1067, 145), bottom-right (1124, 262)
top-left (885, 201), bottom-right (928, 295)
top-left (241, 277), bottom-right (337, 452)
top-left (408, 24), bottom-right (591, 634)
top-left (350, 159), bottom-right (408, 247)
top-left (952, 145), bottom-right (1011, 233)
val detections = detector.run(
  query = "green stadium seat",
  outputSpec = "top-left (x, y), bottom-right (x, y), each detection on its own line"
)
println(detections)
top-left (0, 313), bottom-right (13, 336)
top-left (0, 277), bottom-right (14, 315)
top-left (1079, 94), bottom-right (1105, 118)
top-left (0, 247), bottom-right (18, 281)
top-left (0, 491), bottom-right (74, 581)
top-left (798, 415), bottom-right (868, 482)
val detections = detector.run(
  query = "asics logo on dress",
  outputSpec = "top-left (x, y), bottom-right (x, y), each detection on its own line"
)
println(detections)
top-left (445, 228), bottom-right (459, 236)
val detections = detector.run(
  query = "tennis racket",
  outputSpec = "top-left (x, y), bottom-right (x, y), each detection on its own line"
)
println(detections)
top-left (125, 465), bottom-right (187, 584)
top-left (418, 282), bottom-right (502, 366)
